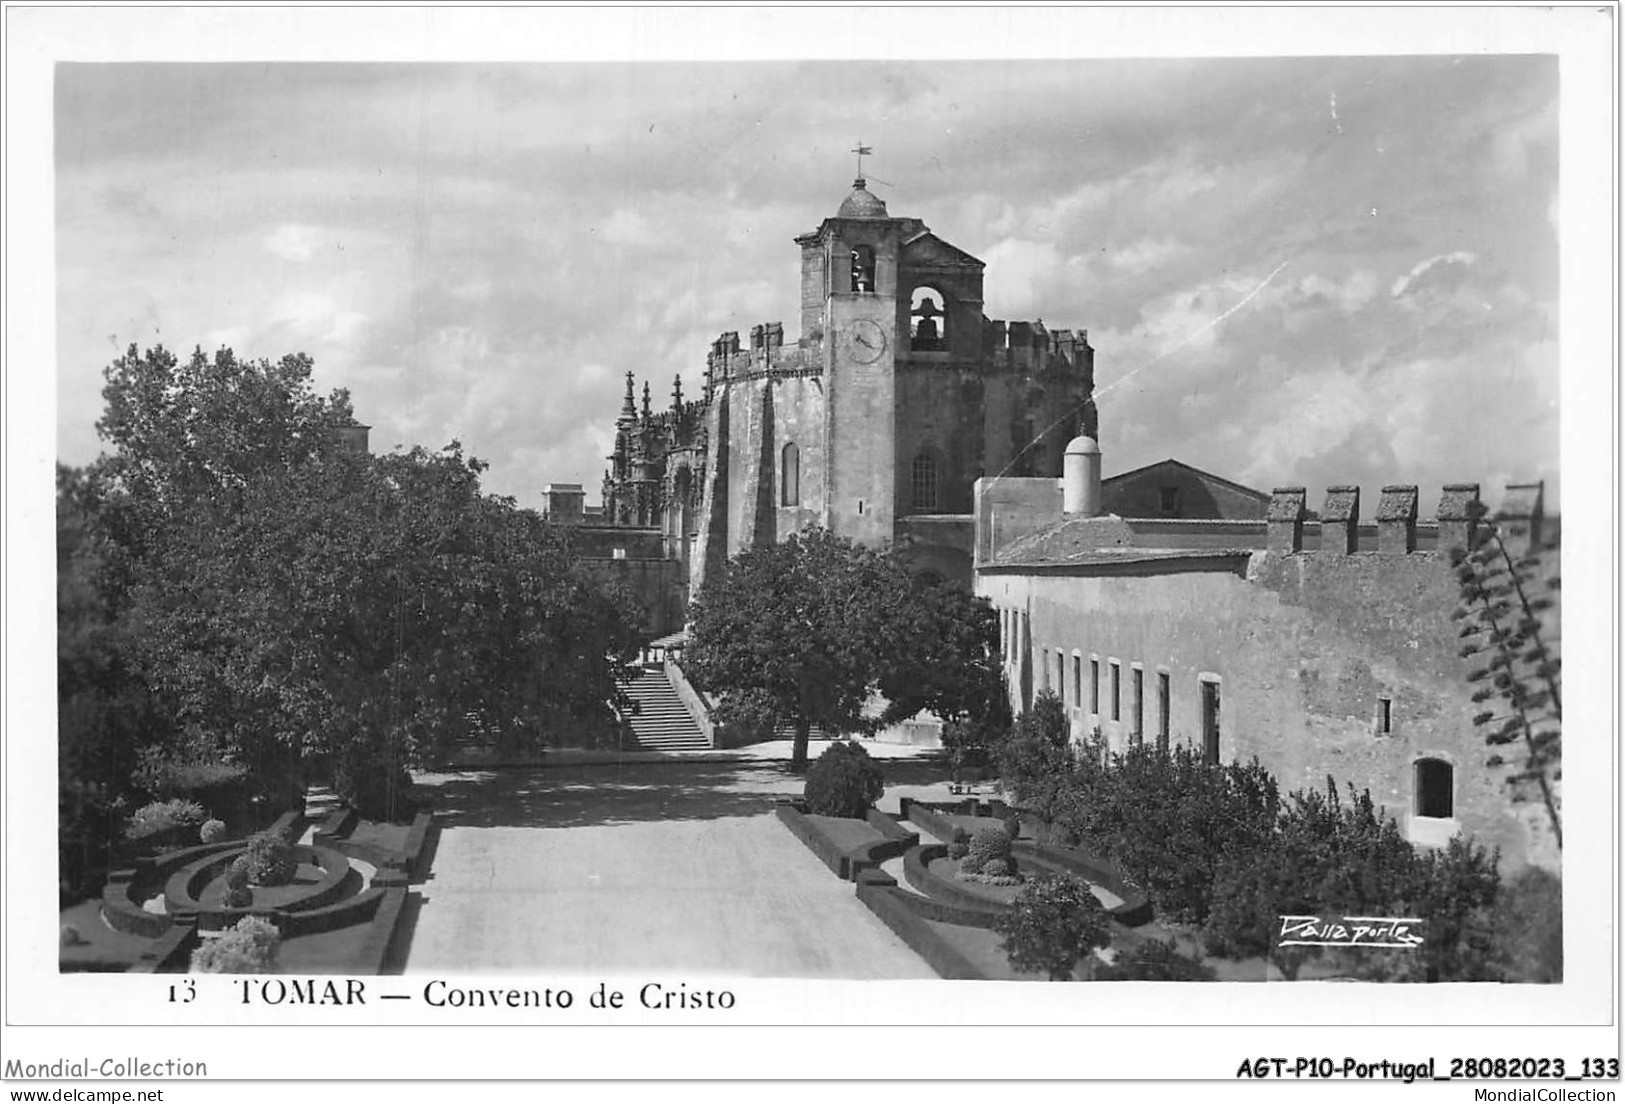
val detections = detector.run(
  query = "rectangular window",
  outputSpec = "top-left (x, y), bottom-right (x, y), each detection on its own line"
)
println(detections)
top-left (1157, 672), bottom-right (1170, 750)
top-left (1072, 655), bottom-right (1082, 710)
top-left (1159, 486), bottom-right (1181, 515)
top-left (1110, 661), bottom-right (1121, 721)
top-left (1132, 666), bottom-right (1145, 743)
top-left (1090, 659), bottom-right (1100, 714)
top-left (1377, 696), bottom-right (1393, 735)
top-left (1201, 678), bottom-right (1221, 765)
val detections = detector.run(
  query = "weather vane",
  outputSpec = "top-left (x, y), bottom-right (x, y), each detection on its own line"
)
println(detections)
top-left (851, 141), bottom-right (873, 179)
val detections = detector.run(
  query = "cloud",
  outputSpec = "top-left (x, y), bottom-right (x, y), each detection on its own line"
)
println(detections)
top-left (53, 58), bottom-right (1560, 513)
top-left (598, 208), bottom-right (653, 247)
top-left (262, 223), bottom-right (326, 263)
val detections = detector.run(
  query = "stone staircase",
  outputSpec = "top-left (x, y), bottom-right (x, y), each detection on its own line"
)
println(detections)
top-left (619, 666), bottom-right (711, 751)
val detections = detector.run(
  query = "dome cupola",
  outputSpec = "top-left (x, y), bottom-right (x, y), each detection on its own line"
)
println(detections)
top-left (837, 176), bottom-right (888, 219)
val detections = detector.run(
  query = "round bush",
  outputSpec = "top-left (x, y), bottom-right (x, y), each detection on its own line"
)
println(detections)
top-left (125, 799), bottom-right (207, 843)
top-left (240, 833), bottom-right (297, 887)
top-left (200, 818), bottom-right (227, 844)
top-left (190, 916), bottom-right (280, 974)
top-left (1002, 813), bottom-right (1022, 840)
top-left (222, 886), bottom-right (252, 909)
top-left (996, 873), bottom-right (1112, 981)
top-left (225, 856), bottom-right (251, 889)
top-left (982, 857), bottom-right (1012, 877)
top-left (946, 827), bottom-right (971, 861)
top-left (803, 742), bottom-right (884, 819)
top-left (964, 825), bottom-right (1013, 873)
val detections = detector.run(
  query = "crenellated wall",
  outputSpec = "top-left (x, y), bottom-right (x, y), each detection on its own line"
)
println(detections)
top-left (976, 479), bottom-right (1559, 874)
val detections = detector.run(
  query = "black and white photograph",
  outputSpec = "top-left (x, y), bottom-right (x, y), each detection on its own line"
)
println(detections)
top-left (4, 3), bottom-right (1617, 1091)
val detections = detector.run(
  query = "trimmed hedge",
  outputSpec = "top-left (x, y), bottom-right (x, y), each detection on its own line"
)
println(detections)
top-left (853, 870), bottom-right (991, 981)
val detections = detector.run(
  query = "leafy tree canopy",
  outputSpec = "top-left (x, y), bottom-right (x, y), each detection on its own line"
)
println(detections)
top-left (62, 343), bottom-right (643, 837)
top-left (684, 528), bottom-right (1006, 772)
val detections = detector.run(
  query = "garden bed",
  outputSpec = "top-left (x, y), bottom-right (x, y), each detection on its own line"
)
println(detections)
top-left (72, 800), bottom-right (430, 973)
top-left (775, 803), bottom-right (919, 881)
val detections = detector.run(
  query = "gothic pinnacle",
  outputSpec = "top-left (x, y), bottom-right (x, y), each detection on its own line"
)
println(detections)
top-left (619, 371), bottom-right (637, 422)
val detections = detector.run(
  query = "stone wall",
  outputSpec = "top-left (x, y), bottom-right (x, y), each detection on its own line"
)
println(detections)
top-left (977, 536), bottom-right (1559, 874)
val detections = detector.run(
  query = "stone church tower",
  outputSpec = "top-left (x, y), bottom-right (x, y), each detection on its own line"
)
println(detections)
top-left (588, 174), bottom-right (1097, 622)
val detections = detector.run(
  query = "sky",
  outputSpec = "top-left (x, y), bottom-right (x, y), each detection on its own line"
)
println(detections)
top-left (54, 55), bottom-right (1561, 513)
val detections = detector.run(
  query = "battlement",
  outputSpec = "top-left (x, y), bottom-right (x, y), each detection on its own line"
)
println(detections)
top-left (705, 323), bottom-right (817, 385)
top-left (981, 319), bottom-right (1093, 381)
top-left (1265, 481), bottom-right (1547, 556)
top-left (979, 476), bottom-right (1551, 567)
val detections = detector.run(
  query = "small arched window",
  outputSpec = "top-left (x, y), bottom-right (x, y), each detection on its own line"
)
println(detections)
top-left (911, 287), bottom-right (947, 350)
top-left (850, 246), bottom-right (876, 293)
top-left (1414, 758), bottom-right (1454, 819)
top-left (781, 442), bottom-right (800, 507)
top-left (911, 452), bottom-right (939, 512)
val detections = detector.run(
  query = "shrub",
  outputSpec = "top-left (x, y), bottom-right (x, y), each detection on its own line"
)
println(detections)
top-left (1491, 865), bottom-right (1562, 983)
top-left (963, 826), bottom-right (1012, 873)
top-left (946, 827), bottom-right (971, 861)
top-left (240, 833), bottom-right (297, 887)
top-left (997, 873), bottom-right (1112, 981)
top-left (222, 886), bottom-right (252, 909)
top-left (125, 799), bottom-right (207, 843)
top-left (982, 858), bottom-right (1012, 877)
top-left (60, 924), bottom-right (86, 948)
top-left (803, 742), bottom-right (884, 819)
top-left (1055, 743), bottom-right (1279, 924)
top-left (942, 718), bottom-right (995, 772)
top-left (1001, 812), bottom-right (1022, 840)
top-left (333, 756), bottom-right (417, 823)
top-left (200, 819), bottom-right (227, 844)
top-left (190, 916), bottom-right (280, 974)
top-left (1095, 936), bottom-right (1216, 982)
top-left (226, 856), bottom-right (251, 888)
top-left (131, 748), bottom-right (253, 823)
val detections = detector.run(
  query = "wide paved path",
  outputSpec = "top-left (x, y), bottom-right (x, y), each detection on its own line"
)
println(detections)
top-left (402, 761), bottom-right (937, 979)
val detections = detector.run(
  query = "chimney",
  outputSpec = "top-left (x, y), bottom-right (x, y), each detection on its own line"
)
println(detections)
top-left (1063, 436), bottom-right (1101, 517)
top-left (334, 424), bottom-right (371, 456)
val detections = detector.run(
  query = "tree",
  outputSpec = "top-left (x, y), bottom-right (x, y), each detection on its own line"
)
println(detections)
top-left (1450, 502), bottom-right (1562, 848)
top-left (993, 692), bottom-right (1081, 825)
top-left (874, 576), bottom-right (1008, 734)
top-left (68, 343), bottom-right (644, 833)
top-left (684, 528), bottom-right (905, 772)
top-left (997, 873), bottom-right (1112, 981)
top-left (1203, 777), bottom-right (1500, 982)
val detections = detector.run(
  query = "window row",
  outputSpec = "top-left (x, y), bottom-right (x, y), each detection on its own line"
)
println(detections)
top-left (778, 443), bottom-right (941, 512)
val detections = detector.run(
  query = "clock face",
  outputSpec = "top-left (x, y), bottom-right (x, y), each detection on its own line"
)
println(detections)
top-left (843, 319), bottom-right (888, 364)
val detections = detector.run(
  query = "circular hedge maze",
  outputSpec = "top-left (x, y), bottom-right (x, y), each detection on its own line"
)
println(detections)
top-left (103, 837), bottom-right (396, 940)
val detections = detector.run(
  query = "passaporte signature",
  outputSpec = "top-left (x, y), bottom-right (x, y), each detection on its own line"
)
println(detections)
top-left (1276, 915), bottom-right (1425, 948)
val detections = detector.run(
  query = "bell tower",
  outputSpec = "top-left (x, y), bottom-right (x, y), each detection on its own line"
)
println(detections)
top-left (796, 172), bottom-right (906, 546)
